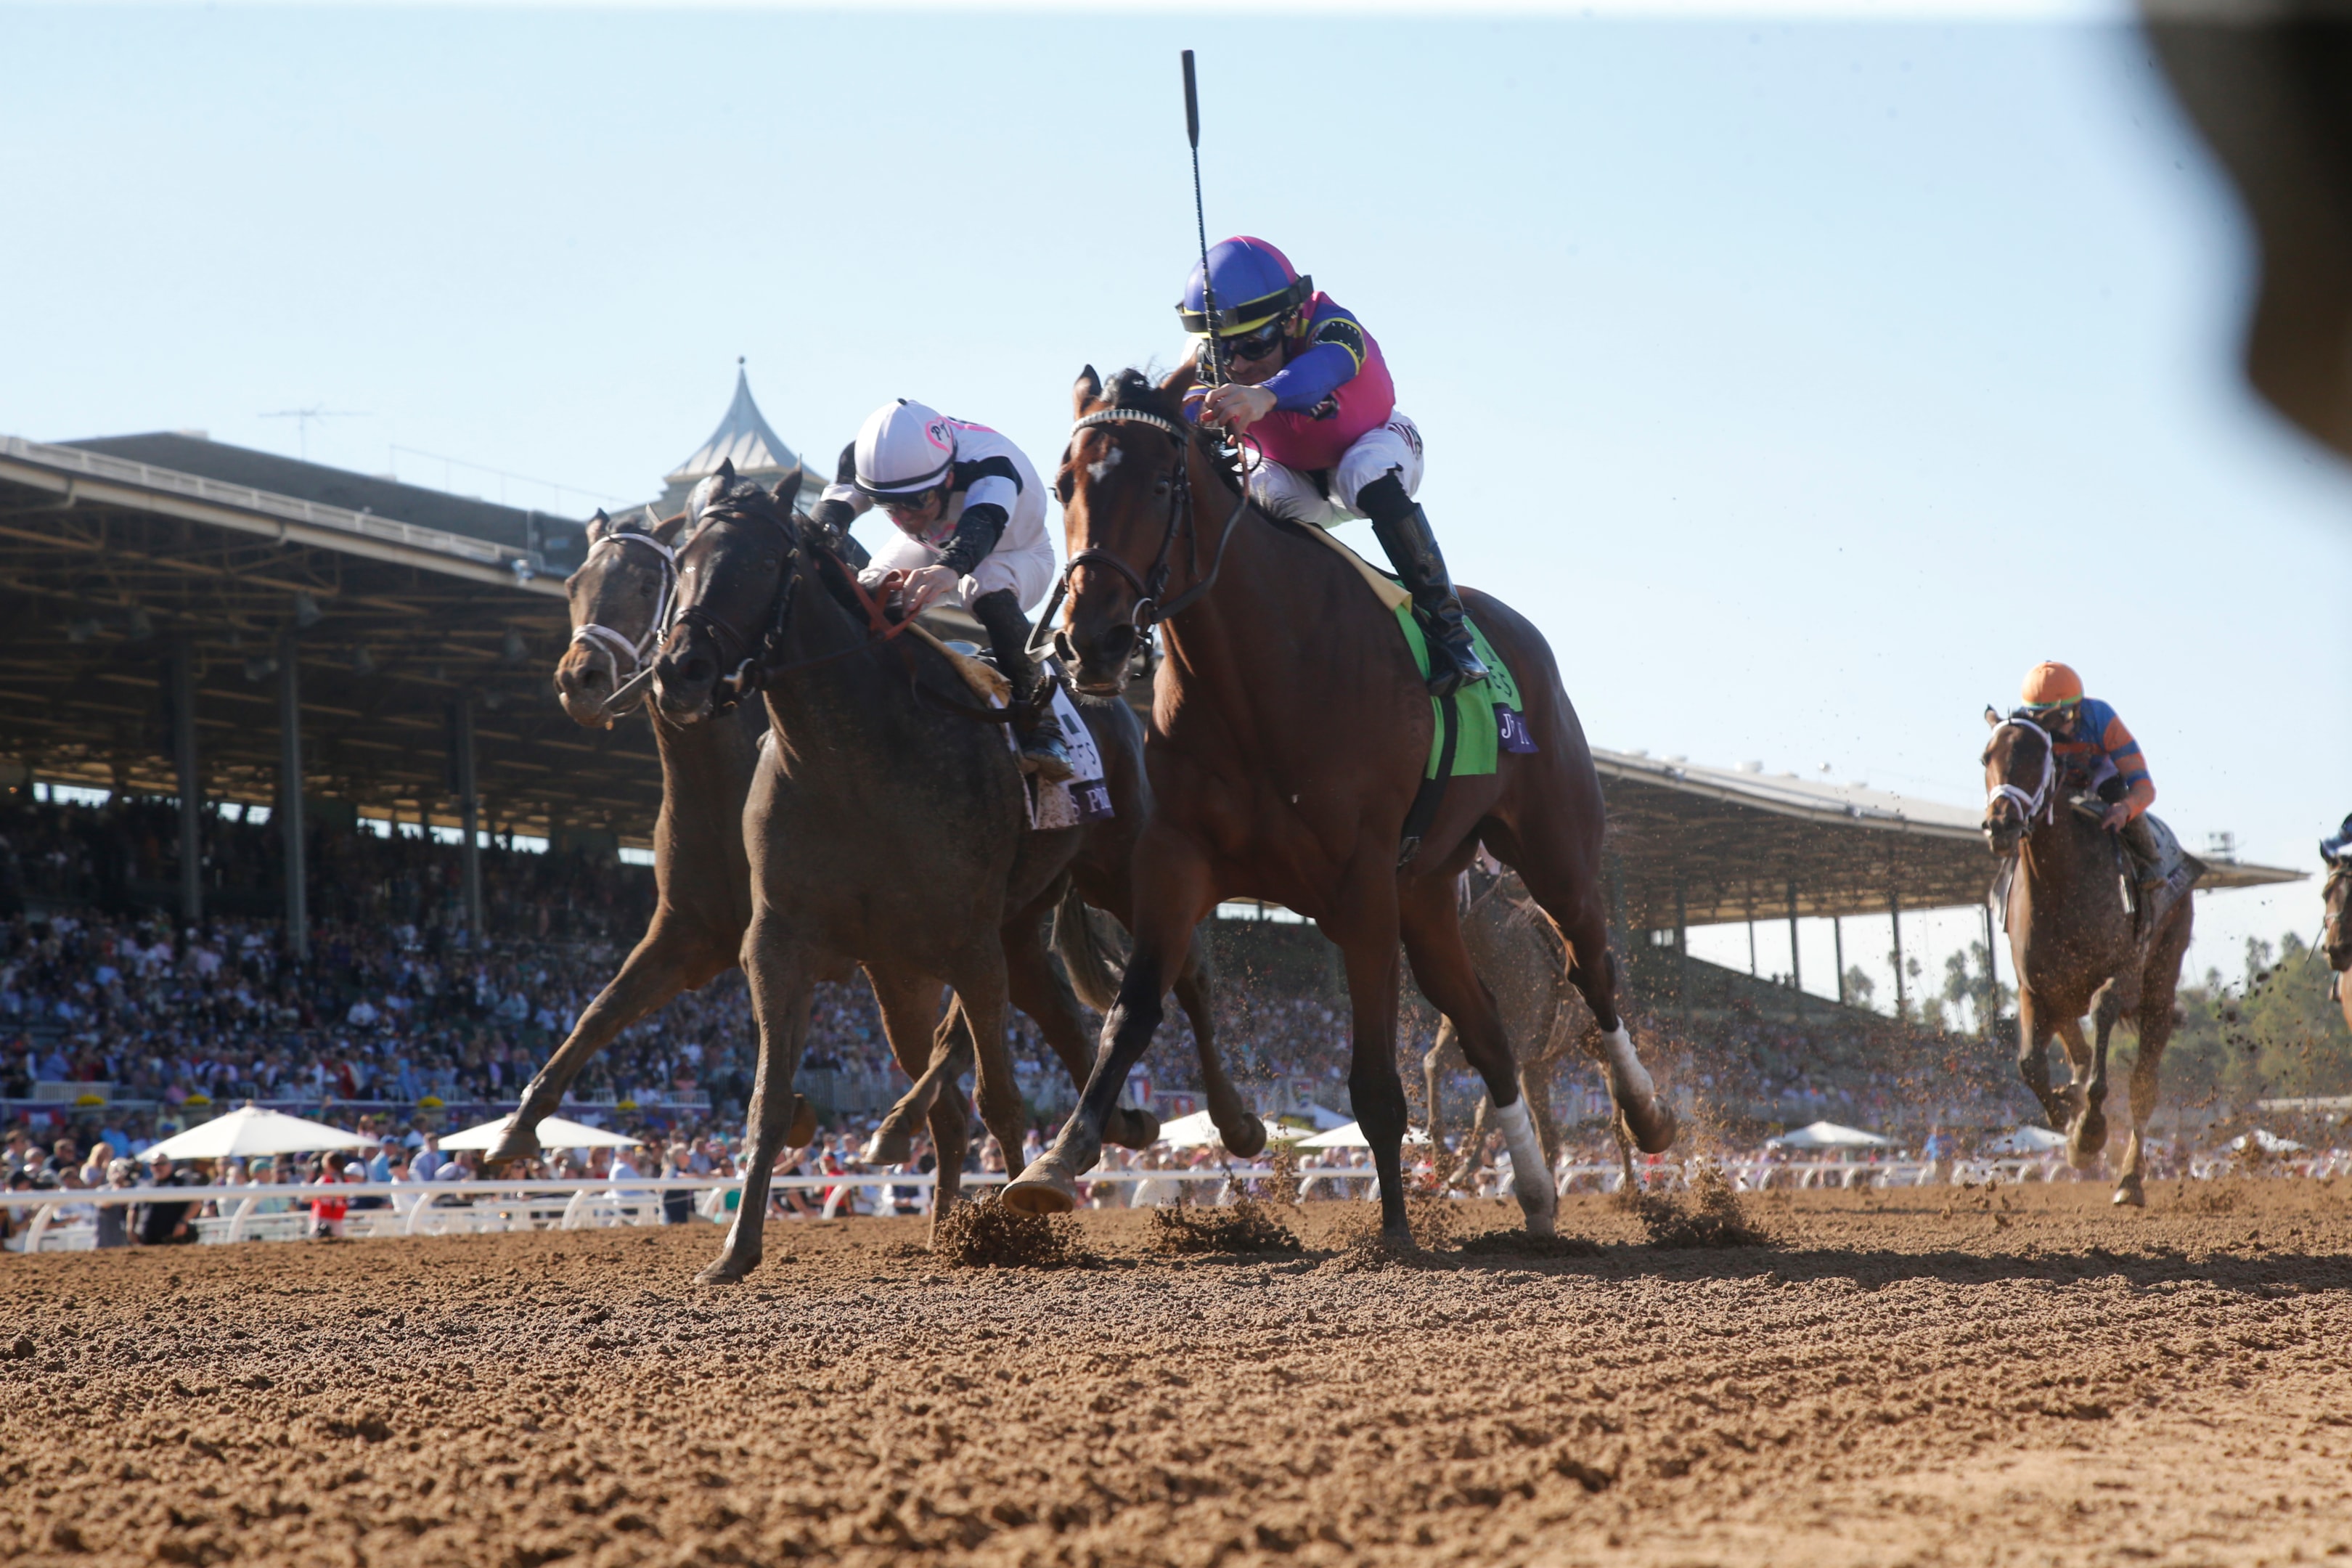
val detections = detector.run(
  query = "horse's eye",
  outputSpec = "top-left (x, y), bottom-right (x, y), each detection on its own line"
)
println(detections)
top-left (1153, 476), bottom-right (1172, 495)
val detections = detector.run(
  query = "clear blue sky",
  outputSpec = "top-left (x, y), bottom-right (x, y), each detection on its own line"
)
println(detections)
top-left (4, 4), bottom-right (2346, 1009)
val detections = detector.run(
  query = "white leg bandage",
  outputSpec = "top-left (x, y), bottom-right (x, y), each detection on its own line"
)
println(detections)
top-left (1598, 1024), bottom-right (1653, 1106)
top-left (1494, 1094), bottom-right (1556, 1235)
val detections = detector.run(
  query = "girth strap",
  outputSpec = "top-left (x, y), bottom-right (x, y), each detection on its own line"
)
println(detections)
top-left (1397, 687), bottom-right (1462, 868)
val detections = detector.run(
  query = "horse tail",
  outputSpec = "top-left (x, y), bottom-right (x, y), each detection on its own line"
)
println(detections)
top-left (1052, 883), bottom-right (1127, 1015)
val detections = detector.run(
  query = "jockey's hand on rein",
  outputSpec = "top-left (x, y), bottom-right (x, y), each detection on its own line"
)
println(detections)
top-left (2099, 803), bottom-right (2130, 832)
top-left (1200, 382), bottom-right (1277, 431)
top-left (900, 564), bottom-right (959, 616)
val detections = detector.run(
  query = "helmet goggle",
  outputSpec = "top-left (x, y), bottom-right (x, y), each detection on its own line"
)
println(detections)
top-left (1220, 319), bottom-right (1289, 362)
top-left (867, 485), bottom-right (944, 520)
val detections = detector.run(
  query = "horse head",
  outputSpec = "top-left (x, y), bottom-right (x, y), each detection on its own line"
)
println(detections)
top-left (555, 506), bottom-right (688, 727)
top-left (653, 460), bottom-right (806, 724)
top-left (2324, 859), bottom-right (2352, 972)
top-left (1980, 706), bottom-right (2055, 857)
top-left (1054, 363), bottom-right (1220, 696)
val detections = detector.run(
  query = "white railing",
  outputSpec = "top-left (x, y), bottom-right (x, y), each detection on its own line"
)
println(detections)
top-left (0, 433), bottom-right (527, 568)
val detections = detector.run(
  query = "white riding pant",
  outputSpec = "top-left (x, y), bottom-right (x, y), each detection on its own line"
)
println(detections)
top-left (1244, 412), bottom-right (1424, 528)
top-left (860, 530), bottom-right (1057, 614)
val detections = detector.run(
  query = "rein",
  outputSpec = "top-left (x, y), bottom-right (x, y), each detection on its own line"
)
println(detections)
top-left (1984, 716), bottom-right (2057, 835)
top-left (1038, 406), bottom-right (1251, 651)
top-left (569, 526), bottom-right (679, 712)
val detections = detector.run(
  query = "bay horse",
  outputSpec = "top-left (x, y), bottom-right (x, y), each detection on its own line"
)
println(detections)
top-left (2324, 859), bottom-right (2352, 1035)
top-left (653, 466), bottom-right (1254, 1281)
top-left (1000, 367), bottom-right (1677, 1245)
top-left (1982, 711), bottom-right (2194, 1206)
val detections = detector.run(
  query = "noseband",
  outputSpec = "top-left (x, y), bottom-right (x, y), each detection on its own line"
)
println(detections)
top-left (569, 526), bottom-right (679, 711)
top-left (1036, 406), bottom-right (1250, 654)
top-left (671, 499), bottom-right (804, 711)
top-left (1983, 716), bottom-right (2057, 838)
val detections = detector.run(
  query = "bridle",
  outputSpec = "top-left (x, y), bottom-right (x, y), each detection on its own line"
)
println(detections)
top-left (568, 524), bottom-right (678, 711)
top-left (1983, 716), bottom-right (2057, 838)
top-left (1034, 405), bottom-right (1251, 655)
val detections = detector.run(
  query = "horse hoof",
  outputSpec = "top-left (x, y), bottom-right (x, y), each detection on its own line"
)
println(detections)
top-left (1000, 1163), bottom-right (1080, 1215)
top-left (1625, 1102), bottom-right (1679, 1156)
top-left (695, 1256), bottom-right (755, 1286)
top-left (2112, 1178), bottom-right (2146, 1208)
top-left (1521, 1201), bottom-right (1557, 1239)
top-left (862, 1126), bottom-right (914, 1166)
top-left (2068, 1114), bottom-right (2107, 1170)
top-left (1220, 1114), bottom-right (1269, 1161)
top-left (1104, 1106), bottom-right (1161, 1151)
top-left (788, 1095), bottom-right (818, 1148)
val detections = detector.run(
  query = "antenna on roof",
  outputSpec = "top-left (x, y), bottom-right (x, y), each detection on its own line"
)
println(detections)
top-left (258, 404), bottom-right (369, 462)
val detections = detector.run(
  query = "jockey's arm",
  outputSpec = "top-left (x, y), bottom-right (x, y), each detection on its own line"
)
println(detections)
top-left (813, 442), bottom-right (873, 537)
top-left (1259, 317), bottom-right (1368, 412)
top-left (2099, 710), bottom-right (2156, 820)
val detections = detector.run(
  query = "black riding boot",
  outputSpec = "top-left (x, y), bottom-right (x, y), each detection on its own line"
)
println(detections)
top-left (970, 589), bottom-right (1074, 783)
top-left (1359, 473), bottom-right (1490, 698)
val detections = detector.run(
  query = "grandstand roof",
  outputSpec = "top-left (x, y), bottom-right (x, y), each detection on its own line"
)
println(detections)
top-left (656, 365), bottom-right (808, 512)
top-left (0, 430), bottom-right (660, 838)
top-left (1591, 746), bottom-right (2302, 929)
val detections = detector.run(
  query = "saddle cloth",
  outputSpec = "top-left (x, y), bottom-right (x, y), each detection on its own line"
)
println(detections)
top-left (1287, 521), bottom-right (1533, 780)
top-left (1005, 679), bottom-right (1111, 831)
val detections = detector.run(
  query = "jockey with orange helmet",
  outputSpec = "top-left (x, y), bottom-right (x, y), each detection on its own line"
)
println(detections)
top-left (1180, 237), bottom-right (1489, 697)
top-left (2018, 661), bottom-right (2163, 881)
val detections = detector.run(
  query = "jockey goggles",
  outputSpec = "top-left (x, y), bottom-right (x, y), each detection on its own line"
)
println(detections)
top-left (1220, 320), bottom-right (1289, 362)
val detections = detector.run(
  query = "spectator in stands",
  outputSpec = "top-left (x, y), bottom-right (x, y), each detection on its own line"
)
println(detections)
top-left (132, 1151), bottom-right (198, 1245)
top-left (309, 1161), bottom-right (348, 1238)
top-left (411, 1133), bottom-right (444, 1181)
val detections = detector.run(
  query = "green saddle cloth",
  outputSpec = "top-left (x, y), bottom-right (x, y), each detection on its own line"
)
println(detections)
top-left (1390, 603), bottom-right (1527, 780)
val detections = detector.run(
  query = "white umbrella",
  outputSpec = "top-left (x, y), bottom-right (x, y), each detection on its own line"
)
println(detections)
top-left (1150, 1110), bottom-right (1230, 1148)
top-left (144, 1104), bottom-right (373, 1161)
top-left (2229, 1128), bottom-right (2306, 1154)
top-left (1985, 1124), bottom-right (2069, 1155)
top-left (1765, 1120), bottom-right (1892, 1150)
top-left (1298, 1120), bottom-right (1430, 1149)
top-left (1293, 1102), bottom-right (1350, 1130)
top-left (438, 1114), bottom-right (642, 1151)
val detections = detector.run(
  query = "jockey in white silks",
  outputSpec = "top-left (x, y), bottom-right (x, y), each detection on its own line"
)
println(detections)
top-left (809, 399), bottom-right (1070, 780)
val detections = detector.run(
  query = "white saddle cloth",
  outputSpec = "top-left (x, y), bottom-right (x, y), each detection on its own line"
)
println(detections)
top-left (1006, 681), bottom-right (1111, 830)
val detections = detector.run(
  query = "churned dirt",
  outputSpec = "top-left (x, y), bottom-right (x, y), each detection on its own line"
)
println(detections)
top-left (7, 1178), bottom-right (2352, 1567)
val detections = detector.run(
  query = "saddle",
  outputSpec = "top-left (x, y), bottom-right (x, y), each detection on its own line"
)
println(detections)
top-left (2066, 794), bottom-right (2204, 938)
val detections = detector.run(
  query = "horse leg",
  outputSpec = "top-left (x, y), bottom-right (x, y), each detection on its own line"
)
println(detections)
top-left (489, 921), bottom-right (717, 1171)
top-left (1400, 877), bottom-right (1554, 1235)
top-left (2015, 989), bottom-right (2069, 1129)
top-left (1504, 848), bottom-right (1676, 1154)
top-left (863, 965), bottom-right (971, 1228)
top-left (1003, 904), bottom-right (1160, 1153)
top-left (2117, 911), bottom-right (2192, 1207)
top-left (2059, 1011), bottom-right (2107, 1170)
top-left (697, 920), bottom-right (815, 1286)
top-left (941, 943), bottom-right (1026, 1198)
top-left (1424, 1020), bottom-right (1468, 1187)
top-left (1174, 940), bottom-right (1267, 1157)
top-left (1334, 908), bottom-right (1415, 1249)
top-left (1005, 828), bottom-right (1215, 1214)
top-left (863, 987), bottom-right (966, 1165)
top-left (1529, 1056), bottom-right (1564, 1191)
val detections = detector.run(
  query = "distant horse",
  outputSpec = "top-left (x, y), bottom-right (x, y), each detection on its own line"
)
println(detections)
top-left (653, 466), bottom-right (1253, 1281)
top-left (1982, 711), bottom-right (2194, 1206)
top-left (1002, 367), bottom-right (1676, 1246)
top-left (2324, 859), bottom-right (2352, 1036)
top-left (1423, 864), bottom-right (1583, 1188)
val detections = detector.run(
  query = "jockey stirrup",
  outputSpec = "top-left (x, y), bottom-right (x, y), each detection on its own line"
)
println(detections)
top-left (1361, 475), bottom-right (1489, 699)
top-left (972, 589), bottom-right (1075, 783)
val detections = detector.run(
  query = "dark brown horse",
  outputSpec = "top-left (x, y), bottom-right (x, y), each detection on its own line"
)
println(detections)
top-left (2324, 859), bottom-right (2352, 1036)
top-left (1000, 367), bottom-right (1677, 1245)
top-left (1982, 711), bottom-right (2194, 1206)
top-left (488, 505), bottom-right (813, 1170)
top-left (652, 467), bottom-right (1254, 1281)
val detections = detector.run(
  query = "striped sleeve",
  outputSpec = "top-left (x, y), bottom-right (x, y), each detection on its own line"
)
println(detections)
top-left (2099, 711), bottom-right (2156, 815)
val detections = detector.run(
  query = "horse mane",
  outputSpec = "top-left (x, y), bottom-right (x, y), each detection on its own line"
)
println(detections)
top-left (1101, 367), bottom-right (1247, 497)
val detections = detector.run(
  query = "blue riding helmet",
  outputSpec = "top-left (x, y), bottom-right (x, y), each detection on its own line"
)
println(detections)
top-left (1178, 235), bottom-right (1315, 338)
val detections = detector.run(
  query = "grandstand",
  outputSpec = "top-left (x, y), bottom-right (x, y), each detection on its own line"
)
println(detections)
top-left (0, 366), bottom-right (2308, 1151)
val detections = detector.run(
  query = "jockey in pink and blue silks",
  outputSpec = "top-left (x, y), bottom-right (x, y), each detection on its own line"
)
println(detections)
top-left (1180, 235), bottom-right (1489, 696)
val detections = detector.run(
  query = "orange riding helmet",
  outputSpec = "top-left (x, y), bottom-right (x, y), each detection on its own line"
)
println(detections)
top-left (2020, 661), bottom-right (2083, 711)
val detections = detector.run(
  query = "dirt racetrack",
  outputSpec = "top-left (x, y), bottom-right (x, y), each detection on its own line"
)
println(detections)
top-left (7, 1180), bottom-right (2352, 1568)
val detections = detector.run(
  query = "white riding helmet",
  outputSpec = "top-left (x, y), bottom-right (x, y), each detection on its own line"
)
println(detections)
top-left (853, 399), bottom-right (957, 499)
